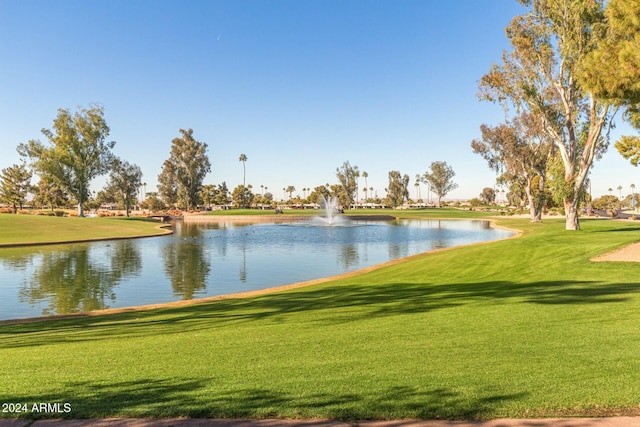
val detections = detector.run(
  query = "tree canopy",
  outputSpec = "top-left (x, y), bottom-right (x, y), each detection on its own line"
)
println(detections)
top-left (479, 0), bottom-right (619, 230)
top-left (422, 161), bottom-right (458, 208)
top-left (336, 161), bottom-right (359, 209)
top-left (0, 163), bottom-right (32, 213)
top-left (387, 171), bottom-right (409, 208)
top-left (158, 129), bottom-right (211, 210)
top-left (472, 112), bottom-right (554, 221)
top-left (18, 105), bottom-right (115, 216)
top-left (106, 158), bottom-right (143, 217)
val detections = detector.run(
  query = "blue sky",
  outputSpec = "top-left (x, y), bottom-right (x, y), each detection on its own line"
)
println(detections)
top-left (1, 0), bottom-right (638, 201)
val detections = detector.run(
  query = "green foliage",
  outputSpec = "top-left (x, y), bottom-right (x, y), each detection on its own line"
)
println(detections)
top-left (421, 161), bottom-right (458, 208)
top-left (17, 105), bottom-right (115, 217)
top-left (232, 184), bottom-right (254, 208)
top-left (158, 129), bottom-right (211, 210)
top-left (140, 193), bottom-right (166, 212)
top-left (480, 0), bottom-right (616, 230)
top-left (32, 177), bottom-right (69, 211)
top-left (592, 194), bottom-right (621, 210)
top-left (0, 163), bottom-right (32, 213)
top-left (480, 187), bottom-right (496, 205)
top-left (307, 185), bottom-right (330, 204)
top-left (387, 170), bottom-right (409, 208)
top-left (336, 161), bottom-right (359, 208)
top-left (105, 158), bottom-right (143, 217)
top-left (615, 135), bottom-right (640, 166)
top-left (577, 0), bottom-right (640, 105)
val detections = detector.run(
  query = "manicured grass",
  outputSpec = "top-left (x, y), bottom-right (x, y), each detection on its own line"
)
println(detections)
top-left (1, 215), bottom-right (640, 420)
top-left (0, 214), bottom-right (170, 245)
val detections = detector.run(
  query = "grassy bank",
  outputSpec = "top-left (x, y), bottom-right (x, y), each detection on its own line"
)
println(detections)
top-left (0, 214), bottom-right (171, 246)
top-left (1, 215), bottom-right (640, 420)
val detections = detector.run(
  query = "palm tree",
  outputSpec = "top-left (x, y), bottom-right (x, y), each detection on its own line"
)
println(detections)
top-left (286, 185), bottom-right (296, 201)
top-left (608, 187), bottom-right (613, 196)
top-left (618, 185), bottom-right (623, 199)
top-left (239, 154), bottom-right (248, 187)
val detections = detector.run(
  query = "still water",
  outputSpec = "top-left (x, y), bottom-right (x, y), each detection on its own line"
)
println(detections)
top-left (0, 219), bottom-right (513, 321)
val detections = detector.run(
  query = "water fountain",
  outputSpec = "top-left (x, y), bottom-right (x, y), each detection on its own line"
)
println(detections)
top-left (315, 195), bottom-right (349, 226)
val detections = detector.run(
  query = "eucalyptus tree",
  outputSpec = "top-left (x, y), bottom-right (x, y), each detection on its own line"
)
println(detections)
top-left (479, 0), bottom-right (621, 230)
top-left (422, 161), bottom-right (458, 208)
top-left (387, 170), bottom-right (410, 208)
top-left (336, 161), bottom-right (359, 209)
top-left (158, 129), bottom-right (211, 210)
top-left (472, 112), bottom-right (554, 221)
top-left (0, 163), bottom-right (32, 213)
top-left (105, 158), bottom-right (143, 217)
top-left (18, 105), bottom-right (115, 217)
top-left (33, 177), bottom-right (68, 211)
top-left (480, 187), bottom-right (496, 205)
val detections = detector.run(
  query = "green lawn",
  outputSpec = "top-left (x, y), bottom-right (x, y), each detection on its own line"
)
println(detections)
top-left (1, 214), bottom-right (640, 420)
top-left (0, 214), bottom-right (171, 246)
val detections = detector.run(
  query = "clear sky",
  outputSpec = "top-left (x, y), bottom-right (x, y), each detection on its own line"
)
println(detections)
top-left (1, 0), bottom-right (638, 202)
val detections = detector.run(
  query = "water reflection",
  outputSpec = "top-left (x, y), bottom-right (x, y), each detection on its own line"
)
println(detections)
top-left (0, 219), bottom-right (514, 320)
top-left (15, 240), bottom-right (141, 316)
top-left (163, 222), bottom-right (211, 299)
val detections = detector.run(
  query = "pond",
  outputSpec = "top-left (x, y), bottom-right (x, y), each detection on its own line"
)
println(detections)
top-left (0, 219), bottom-right (514, 321)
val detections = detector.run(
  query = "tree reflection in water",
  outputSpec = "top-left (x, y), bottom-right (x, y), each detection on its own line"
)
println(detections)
top-left (163, 223), bottom-right (211, 300)
top-left (16, 240), bottom-right (142, 316)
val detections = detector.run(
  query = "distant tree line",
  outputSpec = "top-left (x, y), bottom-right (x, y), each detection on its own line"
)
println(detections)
top-left (1, 105), bottom-right (464, 214)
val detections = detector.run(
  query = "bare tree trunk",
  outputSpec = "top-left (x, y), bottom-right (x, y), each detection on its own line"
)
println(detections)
top-left (78, 203), bottom-right (84, 217)
top-left (564, 199), bottom-right (580, 230)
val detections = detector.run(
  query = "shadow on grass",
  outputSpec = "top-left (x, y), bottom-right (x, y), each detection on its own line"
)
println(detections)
top-left (2, 278), bottom-right (639, 349)
top-left (0, 379), bottom-right (526, 421)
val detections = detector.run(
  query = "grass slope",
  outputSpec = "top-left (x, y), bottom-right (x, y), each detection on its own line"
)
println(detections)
top-left (1, 216), bottom-right (640, 420)
top-left (0, 215), bottom-right (170, 245)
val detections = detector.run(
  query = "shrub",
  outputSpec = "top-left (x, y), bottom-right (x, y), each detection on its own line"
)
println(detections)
top-left (0, 207), bottom-right (14, 214)
top-left (17, 210), bottom-right (29, 215)
top-left (54, 210), bottom-right (67, 217)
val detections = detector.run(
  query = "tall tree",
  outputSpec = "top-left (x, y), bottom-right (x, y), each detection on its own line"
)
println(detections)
top-left (576, 0), bottom-right (640, 167)
top-left (422, 161), bottom-right (458, 208)
top-left (18, 105), bottom-right (115, 217)
top-left (105, 158), bottom-right (143, 217)
top-left (472, 113), bottom-right (554, 221)
top-left (479, 0), bottom-right (617, 230)
top-left (0, 163), bottom-right (32, 213)
top-left (158, 129), bottom-right (211, 210)
top-left (232, 184), bottom-right (254, 208)
top-left (387, 170), bottom-right (410, 208)
top-left (285, 185), bottom-right (296, 201)
top-left (239, 153), bottom-right (248, 187)
top-left (308, 185), bottom-right (331, 204)
top-left (480, 187), bottom-right (496, 205)
top-left (336, 161), bottom-right (359, 209)
top-left (33, 176), bottom-right (68, 210)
